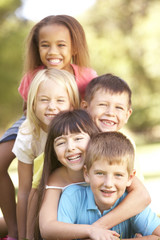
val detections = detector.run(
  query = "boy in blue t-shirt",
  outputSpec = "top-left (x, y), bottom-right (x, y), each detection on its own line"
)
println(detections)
top-left (58, 132), bottom-right (160, 239)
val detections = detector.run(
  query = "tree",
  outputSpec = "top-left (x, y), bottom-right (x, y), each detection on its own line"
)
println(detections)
top-left (0, 0), bottom-right (32, 130)
top-left (80, 0), bottom-right (160, 140)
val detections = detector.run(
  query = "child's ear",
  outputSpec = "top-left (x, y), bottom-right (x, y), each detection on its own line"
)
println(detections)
top-left (83, 165), bottom-right (90, 183)
top-left (126, 169), bottom-right (136, 187)
top-left (125, 108), bottom-right (132, 124)
top-left (81, 100), bottom-right (88, 109)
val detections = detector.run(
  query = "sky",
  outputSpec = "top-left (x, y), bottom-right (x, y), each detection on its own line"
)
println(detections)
top-left (17, 0), bottom-right (96, 22)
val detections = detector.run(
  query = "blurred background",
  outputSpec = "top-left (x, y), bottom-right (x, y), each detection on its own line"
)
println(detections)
top-left (0, 0), bottom-right (160, 215)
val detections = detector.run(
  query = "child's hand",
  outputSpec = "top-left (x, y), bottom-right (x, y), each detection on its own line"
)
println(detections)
top-left (89, 226), bottom-right (120, 240)
top-left (134, 233), bottom-right (143, 238)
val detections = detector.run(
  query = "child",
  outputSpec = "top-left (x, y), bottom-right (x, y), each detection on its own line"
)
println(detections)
top-left (12, 68), bottom-right (80, 240)
top-left (81, 73), bottom-right (132, 132)
top-left (58, 132), bottom-right (160, 239)
top-left (32, 72), bottom-right (133, 191)
top-left (36, 109), bottom-right (119, 240)
top-left (0, 14), bottom-right (97, 239)
top-left (38, 73), bottom-right (150, 239)
top-left (81, 73), bottom-right (144, 181)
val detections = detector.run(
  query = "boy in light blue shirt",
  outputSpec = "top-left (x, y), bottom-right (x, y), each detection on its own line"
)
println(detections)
top-left (58, 132), bottom-right (160, 239)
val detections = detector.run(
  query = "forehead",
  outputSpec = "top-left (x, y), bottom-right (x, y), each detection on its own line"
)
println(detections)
top-left (54, 130), bottom-right (89, 141)
top-left (92, 89), bottom-right (129, 103)
top-left (36, 79), bottom-right (68, 96)
top-left (39, 24), bottom-right (71, 40)
top-left (91, 158), bottom-right (128, 171)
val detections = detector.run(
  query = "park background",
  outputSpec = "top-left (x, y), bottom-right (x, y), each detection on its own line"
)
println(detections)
top-left (0, 0), bottom-right (160, 216)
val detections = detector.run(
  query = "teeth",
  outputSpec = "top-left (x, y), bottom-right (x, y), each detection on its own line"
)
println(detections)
top-left (102, 120), bottom-right (115, 125)
top-left (101, 190), bottom-right (114, 194)
top-left (68, 154), bottom-right (81, 161)
top-left (49, 59), bottom-right (61, 63)
top-left (46, 114), bottom-right (55, 118)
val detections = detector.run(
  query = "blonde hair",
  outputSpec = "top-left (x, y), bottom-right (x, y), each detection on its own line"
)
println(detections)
top-left (20, 68), bottom-right (80, 138)
top-left (85, 132), bottom-right (135, 175)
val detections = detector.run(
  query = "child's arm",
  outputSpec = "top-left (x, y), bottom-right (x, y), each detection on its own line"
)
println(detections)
top-left (92, 176), bottom-right (151, 229)
top-left (17, 161), bottom-right (33, 239)
top-left (39, 173), bottom-right (120, 240)
top-left (39, 188), bottom-right (119, 240)
top-left (122, 217), bottom-right (160, 239)
top-left (23, 101), bottom-right (27, 115)
top-left (0, 217), bottom-right (7, 237)
top-left (26, 188), bottom-right (38, 240)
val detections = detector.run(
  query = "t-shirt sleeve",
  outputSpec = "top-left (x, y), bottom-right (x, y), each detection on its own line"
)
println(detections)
top-left (18, 73), bottom-right (32, 102)
top-left (57, 187), bottom-right (79, 223)
top-left (132, 206), bottom-right (160, 235)
top-left (18, 66), bottom-right (45, 101)
top-left (12, 130), bottom-right (34, 164)
top-left (32, 153), bottom-right (44, 189)
top-left (72, 64), bottom-right (98, 99)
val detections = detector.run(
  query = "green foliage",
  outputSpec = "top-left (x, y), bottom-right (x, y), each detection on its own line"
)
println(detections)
top-left (0, 0), bottom-right (160, 142)
top-left (0, 0), bottom-right (21, 22)
top-left (0, 1), bottom-right (33, 130)
top-left (79, 0), bottom-right (160, 139)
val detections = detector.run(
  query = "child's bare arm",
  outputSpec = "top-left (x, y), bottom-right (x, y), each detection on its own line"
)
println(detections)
top-left (17, 161), bottom-right (33, 239)
top-left (122, 225), bottom-right (160, 239)
top-left (122, 236), bottom-right (159, 239)
top-left (26, 188), bottom-right (38, 239)
top-left (23, 101), bottom-right (27, 115)
top-left (39, 174), bottom-right (120, 240)
top-left (92, 176), bottom-right (151, 229)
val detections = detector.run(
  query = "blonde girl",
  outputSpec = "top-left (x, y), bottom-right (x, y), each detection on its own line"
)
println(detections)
top-left (0, 14), bottom-right (97, 239)
top-left (12, 68), bottom-right (80, 240)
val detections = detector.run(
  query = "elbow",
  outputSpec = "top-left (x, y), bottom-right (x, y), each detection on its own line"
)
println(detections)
top-left (40, 222), bottom-right (49, 239)
top-left (40, 221), bottom-right (56, 240)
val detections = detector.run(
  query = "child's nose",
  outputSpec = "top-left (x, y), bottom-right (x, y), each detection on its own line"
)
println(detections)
top-left (48, 101), bottom-right (56, 110)
top-left (48, 45), bottom-right (58, 54)
top-left (104, 175), bottom-right (113, 188)
top-left (105, 106), bottom-right (115, 116)
top-left (67, 139), bottom-right (75, 151)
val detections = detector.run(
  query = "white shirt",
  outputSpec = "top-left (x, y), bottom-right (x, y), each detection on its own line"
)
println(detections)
top-left (12, 127), bottom-right (47, 164)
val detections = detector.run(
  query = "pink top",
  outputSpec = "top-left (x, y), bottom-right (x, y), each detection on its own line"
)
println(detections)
top-left (18, 64), bottom-right (97, 101)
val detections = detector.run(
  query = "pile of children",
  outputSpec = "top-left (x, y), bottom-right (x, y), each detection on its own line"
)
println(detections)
top-left (0, 14), bottom-right (159, 240)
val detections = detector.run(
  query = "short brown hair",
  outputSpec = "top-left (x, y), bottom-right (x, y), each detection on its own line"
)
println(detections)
top-left (85, 131), bottom-right (135, 174)
top-left (84, 73), bottom-right (132, 108)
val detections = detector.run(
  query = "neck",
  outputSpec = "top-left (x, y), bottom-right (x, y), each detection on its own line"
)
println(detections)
top-left (66, 168), bottom-right (84, 184)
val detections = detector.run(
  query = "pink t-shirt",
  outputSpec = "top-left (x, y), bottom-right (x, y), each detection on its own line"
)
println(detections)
top-left (18, 64), bottom-right (97, 101)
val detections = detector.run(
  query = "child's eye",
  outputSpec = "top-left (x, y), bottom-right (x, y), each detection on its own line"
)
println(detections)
top-left (41, 98), bottom-right (48, 102)
top-left (98, 103), bottom-right (106, 106)
top-left (57, 99), bottom-right (65, 103)
top-left (95, 172), bottom-right (103, 176)
top-left (56, 141), bottom-right (65, 146)
top-left (116, 106), bottom-right (124, 110)
top-left (115, 173), bottom-right (123, 177)
top-left (41, 44), bottom-right (50, 48)
top-left (75, 137), bottom-right (83, 141)
top-left (58, 44), bottom-right (66, 47)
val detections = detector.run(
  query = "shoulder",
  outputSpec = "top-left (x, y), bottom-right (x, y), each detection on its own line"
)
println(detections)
top-left (47, 167), bottom-right (67, 187)
top-left (62, 184), bottom-right (88, 197)
top-left (71, 64), bottom-right (97, 79)
top-left (18, 66), bottom-right (45, 101)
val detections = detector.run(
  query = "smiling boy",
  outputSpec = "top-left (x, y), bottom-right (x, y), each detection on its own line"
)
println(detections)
top-left (58, 132), bottom-right (160, 239)
top-left (81, 73), bottom-right (132, 132)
